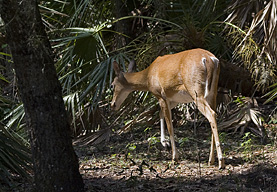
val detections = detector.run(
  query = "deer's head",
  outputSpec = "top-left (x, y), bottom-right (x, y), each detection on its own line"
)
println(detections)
top-left (111, 60), bottom-right (136, 110)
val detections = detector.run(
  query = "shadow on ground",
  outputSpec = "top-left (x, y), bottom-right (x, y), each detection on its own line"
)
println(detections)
top-left (76, 125), bottom-right (277, 192)
top-left (83, 163), bottom-right (277, 192)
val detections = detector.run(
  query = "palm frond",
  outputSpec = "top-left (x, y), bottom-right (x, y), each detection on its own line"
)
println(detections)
top-left (53, 24), bottom-right (110, 94)
top-left (3, 104), bottom-right (26, 133)
top-left (225, 0), bottom-right (265, 28)
top-left (225, 0), bottom-right (277, 91)
top-left (263, 83), bottom-right (277, 104)
top-left (0, 123), bottom-right (32, 186)
top-left (219, 97), bottom-right (266, 139)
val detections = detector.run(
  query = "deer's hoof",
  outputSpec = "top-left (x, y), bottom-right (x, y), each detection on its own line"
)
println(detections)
top-left (208, 159), bottom-right (215, 166)
top-left (171, 159), bottom-right (179, 165)
top-left (218, 159), bottom-right (225, 170)
top-left (161, 139), bottom-right (171, 149)
top-left (171, 154), bottom-right (179, 164)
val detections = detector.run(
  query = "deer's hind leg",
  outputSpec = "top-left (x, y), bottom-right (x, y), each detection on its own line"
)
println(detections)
top-left (194, 97), bottom-right (225, 169)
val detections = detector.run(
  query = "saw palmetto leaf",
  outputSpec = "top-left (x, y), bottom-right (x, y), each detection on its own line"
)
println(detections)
top-left (225, 0), bottom-right (277, 91)
top-left (0, 123), bottom-right (32, 186)
top-left (263, 83), bottom-right (277, 104)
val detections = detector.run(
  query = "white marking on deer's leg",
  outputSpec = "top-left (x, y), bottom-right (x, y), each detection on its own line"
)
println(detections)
top-left (159, 98), bottom-right (178, 161)
top-left (160, 102), bottom-right (179, 148)
top-left (160, 118), bottom-right (165, 142)
top-left (160, 110), bottom-right (170, 148)
top-left (208, 134), bottom-right (215, 166)
top-left (160, 118), bottom-right (170, 148)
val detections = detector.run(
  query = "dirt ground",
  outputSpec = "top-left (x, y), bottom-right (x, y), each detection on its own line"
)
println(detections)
top-left (76, 123), bottom-right (277, 192)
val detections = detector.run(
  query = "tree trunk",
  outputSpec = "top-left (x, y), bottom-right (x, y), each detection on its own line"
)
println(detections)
top-left (113, 0), bottom-right (133, 49)
top-left (0, 1), bottom-right (84, 191)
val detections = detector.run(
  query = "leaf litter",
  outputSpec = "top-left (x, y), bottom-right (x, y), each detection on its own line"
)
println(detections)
top-left (75, 123), bottom-right (277, 192)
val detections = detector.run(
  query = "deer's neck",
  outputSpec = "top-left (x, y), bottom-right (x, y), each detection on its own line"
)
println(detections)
top-left (124, 68), bottom-right (149, 91)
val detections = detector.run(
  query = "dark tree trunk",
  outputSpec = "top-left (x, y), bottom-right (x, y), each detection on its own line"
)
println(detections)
top-left (113, 0), bottom-right (133, 49)
top-left (0, 1), bottom-right (84, 191)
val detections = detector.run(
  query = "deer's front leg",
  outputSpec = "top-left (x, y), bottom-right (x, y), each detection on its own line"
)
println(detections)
top-left (208, 133), bottom-right (215, 166)
top-left (160, 102), bottom-right (178, 149)
top-left (159, 110), bottom-right (170, 149)
top-left (159, 98), bottom-right (178, 162)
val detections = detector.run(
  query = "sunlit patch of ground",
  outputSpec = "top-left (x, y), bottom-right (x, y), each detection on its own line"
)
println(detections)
top-left (76, 124), bottom-right (277, 191)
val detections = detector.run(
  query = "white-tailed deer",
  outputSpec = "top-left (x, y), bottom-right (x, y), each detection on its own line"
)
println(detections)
top-left (111, 48), bottom-right (225, 169)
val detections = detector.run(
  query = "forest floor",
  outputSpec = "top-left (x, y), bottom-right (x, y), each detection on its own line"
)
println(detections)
top-left (76, 122), bottom-right (277, 192)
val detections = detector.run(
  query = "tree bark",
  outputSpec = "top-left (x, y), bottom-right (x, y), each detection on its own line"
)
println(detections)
top-left (113, 0), bottom-right (133, 49)
top-left (0, 1), bottom-right (84, 191)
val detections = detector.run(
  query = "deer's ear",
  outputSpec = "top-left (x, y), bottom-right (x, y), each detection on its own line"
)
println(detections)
top-left (113, 61), bottom-right (121, 76)
top-left (128, 60), bottom-right (136, 73)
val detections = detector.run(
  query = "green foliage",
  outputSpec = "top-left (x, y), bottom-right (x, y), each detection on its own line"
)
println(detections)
top-left (240, 132), bottom-right (257, 161)
top-left (0, 50), bottom-right (12, 62)
top-left (241, 132), bottom-right (254, 148)
top-left (268, 115), bottom-right (277, 125)
top-left (147, 135), bottom-right (159, 146)
top-left (0, 75), bottom-right (31, 186)
top-left (126, 143), bottom-right (137, 151)
top-left (9, 0), bottom-right (276, 138)
top-left (0, 123), bottom-right (32, 187)
top-left (1, 1), bottom-right (277, 187)
top-left (263, 83), bottom-right (277, 104)
top-left (178, 137), bottom-right (189, 147)
top-left (3, 104), bottom-right (26, 133)
top-left (225, 0), bottom-right (277, 92)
